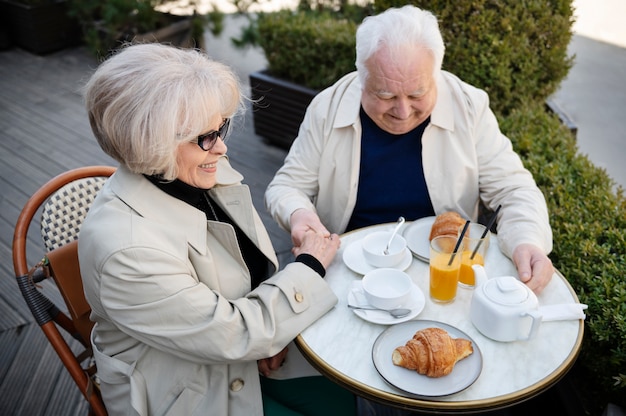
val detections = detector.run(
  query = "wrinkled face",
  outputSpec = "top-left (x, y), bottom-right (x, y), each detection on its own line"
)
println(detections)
top-left (176, 116), bottom-right (227, 189)
top-left (361, 46), bottom-right (437, 135)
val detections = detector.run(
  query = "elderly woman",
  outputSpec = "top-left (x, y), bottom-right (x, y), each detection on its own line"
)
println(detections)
top-left (78, 44), bottom-right (355, 416)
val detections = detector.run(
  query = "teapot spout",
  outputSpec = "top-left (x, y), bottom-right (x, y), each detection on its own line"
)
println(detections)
top-left (472, 264), bottom-right (487, 286)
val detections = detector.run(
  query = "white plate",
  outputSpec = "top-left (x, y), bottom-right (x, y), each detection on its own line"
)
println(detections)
top-left (403, 216), bottom-right (436, 262)
top-left (342, 238), bottom-right (413, 275)
top-left (404, 217), bottom-right (489, 263)
top-left (348, 283), bottom-right (425, 325)
top-left (372, 320), bottom-right (483, 398)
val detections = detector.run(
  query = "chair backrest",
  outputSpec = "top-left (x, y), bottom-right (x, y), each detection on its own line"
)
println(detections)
top-left (40, 175), bottom-right (110, 251)
top-left (12, 165), bottom-right (116, 416)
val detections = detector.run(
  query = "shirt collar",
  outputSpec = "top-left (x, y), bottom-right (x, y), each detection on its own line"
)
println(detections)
top-left (430, 71), bottom-right (455, 132)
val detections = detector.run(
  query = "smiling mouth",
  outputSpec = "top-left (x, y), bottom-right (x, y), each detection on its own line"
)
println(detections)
top-left (199, 163), bottom-right (216, 169)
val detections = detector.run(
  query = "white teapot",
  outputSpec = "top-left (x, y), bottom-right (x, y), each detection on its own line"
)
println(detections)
top-left (470, 265), bottom-right (542, 342)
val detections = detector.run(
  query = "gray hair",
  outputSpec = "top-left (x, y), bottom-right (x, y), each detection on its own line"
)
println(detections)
top-left (83, 43), bottom-right (243, 180)
top-left (355, 5), bottom-right (445, 86)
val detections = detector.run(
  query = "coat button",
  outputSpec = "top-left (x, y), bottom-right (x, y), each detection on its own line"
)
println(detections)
top-left (230, 378), bottom-right (244, 392)
top-left (294, 292), bottom-right (304, 303)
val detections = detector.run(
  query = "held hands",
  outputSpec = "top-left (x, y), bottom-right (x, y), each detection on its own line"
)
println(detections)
top-left (512, 243), bottom-right (554, 294)
top-left (290, 209), bottom-right (340, 269)
top-left (292, 229), bottom-right (340, 270)
top-left (290, 209), bottom-right (330, 246)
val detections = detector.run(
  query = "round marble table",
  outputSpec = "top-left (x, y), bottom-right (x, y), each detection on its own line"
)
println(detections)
top-left (295, 223), bottom-right (584, 413)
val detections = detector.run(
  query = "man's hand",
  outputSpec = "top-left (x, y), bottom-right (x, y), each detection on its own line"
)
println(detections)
top-left (290, 208), bottom-right (330, 247)
top-left (258, 347), bottom-right (289, 377)
top-left (512, 243), bottom-right (554, 294)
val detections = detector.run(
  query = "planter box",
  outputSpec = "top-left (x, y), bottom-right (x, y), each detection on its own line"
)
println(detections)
top-left (0, 0), bottom-right (81, 55)
top-left (250, 70), bottom-right (318, 150)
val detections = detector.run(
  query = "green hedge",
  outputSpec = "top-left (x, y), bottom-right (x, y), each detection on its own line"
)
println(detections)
top-left (255, 10), bottom-right (358, 90)
top-left (501, 104), bottom-right (626, 413)
top-left (375, 0), bottom-right (574, 116)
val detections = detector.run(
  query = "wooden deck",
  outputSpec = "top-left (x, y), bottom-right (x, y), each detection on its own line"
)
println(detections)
top-left (0, 43), bottom-right (585, 415)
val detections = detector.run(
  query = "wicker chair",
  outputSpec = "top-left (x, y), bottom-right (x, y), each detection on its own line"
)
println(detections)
top-left (12, 166), bottom-right (116, 416)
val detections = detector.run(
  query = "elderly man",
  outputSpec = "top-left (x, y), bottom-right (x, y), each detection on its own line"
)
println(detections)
top-left (265, 5), bottom-right (554, 293)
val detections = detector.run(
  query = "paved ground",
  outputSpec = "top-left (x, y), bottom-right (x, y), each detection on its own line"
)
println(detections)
top-left (550, 0), bottom-right (626, 190)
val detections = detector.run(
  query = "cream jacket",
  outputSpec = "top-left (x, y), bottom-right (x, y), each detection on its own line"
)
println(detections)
top-left (265, 71), bottom-right (552, 258)
top-left (79, 162), bottom-right (337, 416)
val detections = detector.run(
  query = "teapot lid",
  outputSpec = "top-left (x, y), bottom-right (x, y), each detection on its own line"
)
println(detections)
top-left (484, 276), bottom-right (529, 305)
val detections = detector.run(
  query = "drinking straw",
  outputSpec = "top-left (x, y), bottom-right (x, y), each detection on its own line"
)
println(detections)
top-left (448, 220), bottom-right (470, 266)
top-left (470, 204), bottom-right (502, 260)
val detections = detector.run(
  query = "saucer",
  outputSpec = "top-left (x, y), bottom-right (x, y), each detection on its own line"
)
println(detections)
top-left (347, 282), bottom-right (425, 325)
top-left (343, 238), bottom-right (413, 275)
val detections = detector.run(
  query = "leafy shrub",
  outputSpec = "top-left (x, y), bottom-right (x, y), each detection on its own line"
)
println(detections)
top-left (255, 10), bottom-right (357, 90)
top-left (67, 0), bottom-right (215, 57)
top-left (374, 0), bottom-right (574, 116)
top-left (234, 1), bottom-right (372, 91)
top-left (501, 103), bottom-right (626, 413)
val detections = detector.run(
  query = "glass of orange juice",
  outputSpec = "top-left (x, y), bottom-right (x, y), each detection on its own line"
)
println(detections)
top-left (429, 235), bottom-right (462, 303)
top-left (458, 223), bottom-right (491, 288)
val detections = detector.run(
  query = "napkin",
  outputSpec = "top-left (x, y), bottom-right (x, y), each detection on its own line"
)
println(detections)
top-left (348, 281), bottom-right (370, 307)
top-left (538, 303), bottom-right (588, 321)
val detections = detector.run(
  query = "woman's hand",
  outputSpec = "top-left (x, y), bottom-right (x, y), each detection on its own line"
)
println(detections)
top-left (258, 346), bottom-right (289, 377)
top-left (293, 229), bottom-right (340, 269)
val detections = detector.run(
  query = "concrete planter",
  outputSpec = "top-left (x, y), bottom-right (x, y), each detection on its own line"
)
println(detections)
top-left (249, 70), bottom-right (318, 150)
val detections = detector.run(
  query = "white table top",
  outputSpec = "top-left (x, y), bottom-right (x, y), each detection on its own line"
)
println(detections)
top-left (296, 223), bottom-right (584, 413)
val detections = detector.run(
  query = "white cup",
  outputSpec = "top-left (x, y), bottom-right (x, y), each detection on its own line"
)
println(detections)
top-left (362, 268), bottom-right (412, 310)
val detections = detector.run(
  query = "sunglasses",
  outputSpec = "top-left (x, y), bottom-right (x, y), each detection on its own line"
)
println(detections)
top-left (196, 118), bottom-right (230, 151)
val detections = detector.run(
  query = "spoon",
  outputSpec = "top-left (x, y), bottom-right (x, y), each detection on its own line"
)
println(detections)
top-left (384, 216), bottom-right (406, 255)
top-left (348, 305), bottom-right (412, 318)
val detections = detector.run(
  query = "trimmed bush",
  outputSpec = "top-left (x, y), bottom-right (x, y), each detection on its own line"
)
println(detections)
top-left (501, 103), bottom-right (626, 413)
top-left (255, 10), bottom-right (358, 90)
top-left (374, 0), bottom-right (574, 116)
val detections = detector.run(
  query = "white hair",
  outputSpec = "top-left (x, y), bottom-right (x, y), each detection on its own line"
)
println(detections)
top-left (83, 43), bottom-right (244, 180)
top-left (355, 5), bottom-right (445, 86)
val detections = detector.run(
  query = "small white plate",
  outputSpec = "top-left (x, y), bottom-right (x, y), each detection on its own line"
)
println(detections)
top-left (403, 216), bottom-right (436, 262)
top-left (342, 238), bottom-right (413, 275)
top-left (372, 320), bottom-right (483, 397)
top-left (348, 283), bottom-right (425, 325)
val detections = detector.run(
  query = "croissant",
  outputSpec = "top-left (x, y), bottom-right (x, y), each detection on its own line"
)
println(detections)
top-left (392, 327), bottom-right (473, 378)
top-left (429, 211), bottom-right (465, 241)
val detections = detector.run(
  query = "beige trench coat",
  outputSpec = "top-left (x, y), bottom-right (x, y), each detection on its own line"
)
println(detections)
top-left (78, 162), bottom-right (337, 416)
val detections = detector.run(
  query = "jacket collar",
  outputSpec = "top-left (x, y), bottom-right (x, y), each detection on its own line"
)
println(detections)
top-left (430, 71), bottom-right (455, 132)
top-left (108, 160), bottom-right (274, 263)
top-left (109, 165), bottom-right (209, 253)
top-left (215, 155), bottom-right (244, 185)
